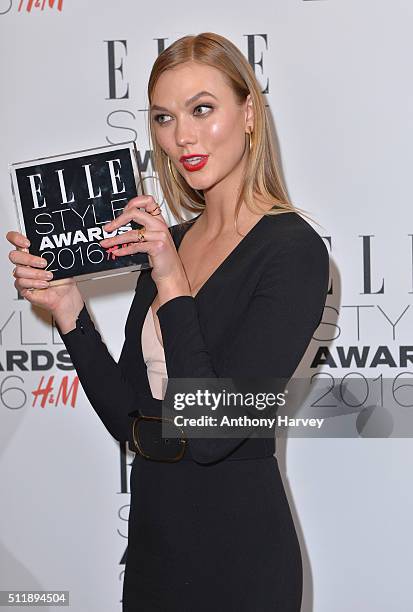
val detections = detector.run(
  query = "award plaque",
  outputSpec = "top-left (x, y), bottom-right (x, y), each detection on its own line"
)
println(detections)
top-left (10, 142), bottom-right (152, 284)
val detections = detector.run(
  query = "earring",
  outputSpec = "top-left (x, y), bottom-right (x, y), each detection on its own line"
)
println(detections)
top-left (246, 130), bottom-right (253, 153)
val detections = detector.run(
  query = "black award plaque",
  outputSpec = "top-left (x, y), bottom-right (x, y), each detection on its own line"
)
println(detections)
top-left (10, 142), bottom-right (152, 284)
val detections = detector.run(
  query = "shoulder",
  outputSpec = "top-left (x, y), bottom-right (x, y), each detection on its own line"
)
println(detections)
top-left (257, 212), bottom-right (330, 293)
top-left (261, 211), bottom-right (329, 265)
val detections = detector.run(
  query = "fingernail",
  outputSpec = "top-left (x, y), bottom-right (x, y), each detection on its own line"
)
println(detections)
top-left (23, 240), bottom-right (30, 247)
top-left (40, 281), bottom-right (49, 288)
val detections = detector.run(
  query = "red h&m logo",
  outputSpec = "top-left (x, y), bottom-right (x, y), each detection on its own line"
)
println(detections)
top-left (18, 0), bottom-right (63, 11)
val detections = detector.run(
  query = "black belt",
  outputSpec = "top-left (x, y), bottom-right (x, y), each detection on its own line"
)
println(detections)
top-left (129, 415), bottom-right (275, 463)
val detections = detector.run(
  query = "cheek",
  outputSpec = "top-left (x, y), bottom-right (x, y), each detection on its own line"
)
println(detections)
top-left (209, 119), bottom-right (235, 142)
top-left (153, 127), bottom-right (173, 156)
top-left (207, 118), bottom-right (245, 157)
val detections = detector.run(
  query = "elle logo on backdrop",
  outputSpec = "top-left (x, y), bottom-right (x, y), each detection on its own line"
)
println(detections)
top-left (104, 34), bottom-right (270, 148)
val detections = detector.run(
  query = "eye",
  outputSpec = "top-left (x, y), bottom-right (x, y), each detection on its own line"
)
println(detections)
top-left (193, 104), bottom-right (213, 116)
top-left (153, 113), bottom-right (172, 125)
top-left (152, 104), bottom-right (213, 126)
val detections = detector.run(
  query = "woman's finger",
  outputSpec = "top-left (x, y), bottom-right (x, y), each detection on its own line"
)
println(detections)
top-left (103, 202), bottom-right (166, 234)
top-left (13, 265), bottom-right (53, 281)
top-left (125, 195), bottom-right (166, 219)
top-left (6, 231), bottom-right (30, 248)
top-left (126, 197), bottom-right (167, 224)
top-left (99, 229), bottom-right (170, 250)
top-left (15, 277), bottom-right (50, 290)
top-left (100, 237), bottom-right (168, 259)
top-left (102, 209), bottom-right (153, 233)
top-left (9, 250), bottom-right (48, 268)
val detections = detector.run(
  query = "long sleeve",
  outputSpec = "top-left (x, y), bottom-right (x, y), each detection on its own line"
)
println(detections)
top-left (157, 228), bottom-right (330, 464)
top-left (55, 292), bottom-right (147, 443)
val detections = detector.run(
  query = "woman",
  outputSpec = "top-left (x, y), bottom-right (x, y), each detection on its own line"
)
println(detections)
top-left (7, 33), bottom-right (329, 611)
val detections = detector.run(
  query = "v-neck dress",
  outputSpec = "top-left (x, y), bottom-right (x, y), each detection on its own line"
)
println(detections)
top-left (57, 210), bottom-right (330, 611)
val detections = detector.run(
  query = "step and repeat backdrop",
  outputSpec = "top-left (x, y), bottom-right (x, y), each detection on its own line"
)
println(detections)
top-left (1, 1), bottom-right (412, 611)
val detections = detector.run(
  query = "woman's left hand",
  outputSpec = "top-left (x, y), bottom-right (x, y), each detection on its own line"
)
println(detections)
top-left (99, 196), bottom-right (189, 292)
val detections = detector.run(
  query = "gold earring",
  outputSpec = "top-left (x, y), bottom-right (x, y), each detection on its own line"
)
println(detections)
top-left (246, 130), bottom-right (253, 153)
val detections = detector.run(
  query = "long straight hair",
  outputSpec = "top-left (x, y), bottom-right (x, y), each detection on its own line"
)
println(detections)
top-left (147, 32), bottom-right (316, 232)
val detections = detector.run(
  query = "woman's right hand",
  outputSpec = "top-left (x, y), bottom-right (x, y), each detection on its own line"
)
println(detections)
top-left (6, 231), bottom-right (84, 326)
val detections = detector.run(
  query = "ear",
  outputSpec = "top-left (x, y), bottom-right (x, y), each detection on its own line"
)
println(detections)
top-left (244, 94), bottom-right (254, 133)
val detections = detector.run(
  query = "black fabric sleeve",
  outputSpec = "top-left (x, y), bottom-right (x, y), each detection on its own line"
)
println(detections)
top-left (156, 231), bottom-right (330, 464)
top-left (55, 302), bottom-right (143, 442)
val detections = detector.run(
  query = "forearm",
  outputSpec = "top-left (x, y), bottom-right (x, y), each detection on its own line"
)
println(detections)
top-left (55, 303), bottom-right (143, 441)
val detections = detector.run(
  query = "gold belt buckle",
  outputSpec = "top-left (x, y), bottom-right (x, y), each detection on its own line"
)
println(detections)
top-left (132, 415), bottom-right (187, 462)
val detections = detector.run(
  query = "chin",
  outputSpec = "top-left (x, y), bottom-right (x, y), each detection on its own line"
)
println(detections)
top-left (184, 177), bottom-right (212, 191)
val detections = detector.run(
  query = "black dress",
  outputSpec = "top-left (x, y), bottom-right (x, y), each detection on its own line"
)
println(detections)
top-left (57, 210), bottom-right (329, 611)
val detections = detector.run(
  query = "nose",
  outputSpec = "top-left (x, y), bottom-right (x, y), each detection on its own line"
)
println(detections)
top-left (174, 115), bottom-right (197, 149)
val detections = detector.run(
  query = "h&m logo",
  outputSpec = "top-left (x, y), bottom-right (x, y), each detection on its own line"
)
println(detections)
top-left (18, 0), bottom-right (63, 11)
top-left (0, 0), bottom-right (64, 13)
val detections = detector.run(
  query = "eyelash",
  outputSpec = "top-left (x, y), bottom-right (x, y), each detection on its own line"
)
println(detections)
top-left (153, 104), bottom-right (213, 125)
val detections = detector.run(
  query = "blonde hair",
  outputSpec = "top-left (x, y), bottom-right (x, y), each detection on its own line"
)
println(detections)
top-left (147, 32), bottom-right (316, 232)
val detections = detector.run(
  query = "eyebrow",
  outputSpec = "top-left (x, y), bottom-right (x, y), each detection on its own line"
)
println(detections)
top-left (150, 90), bottom-right (218, 113)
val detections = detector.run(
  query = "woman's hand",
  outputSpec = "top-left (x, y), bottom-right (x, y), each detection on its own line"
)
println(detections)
top-left (99, 196), bottom-right (191, 301)
top-left (6, 231), bottom-right (84, 326)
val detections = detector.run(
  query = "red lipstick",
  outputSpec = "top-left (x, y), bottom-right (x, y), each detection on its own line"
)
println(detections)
top-left (179, 154), bottom-right (209, 172)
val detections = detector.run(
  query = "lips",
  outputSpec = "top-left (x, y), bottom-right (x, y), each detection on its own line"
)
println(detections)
top-left (179, 154), bottom-right (209, 172)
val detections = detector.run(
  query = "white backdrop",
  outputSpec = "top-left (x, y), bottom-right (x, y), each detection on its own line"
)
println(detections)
top-left (1, 1), bottom-right (413, 610)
